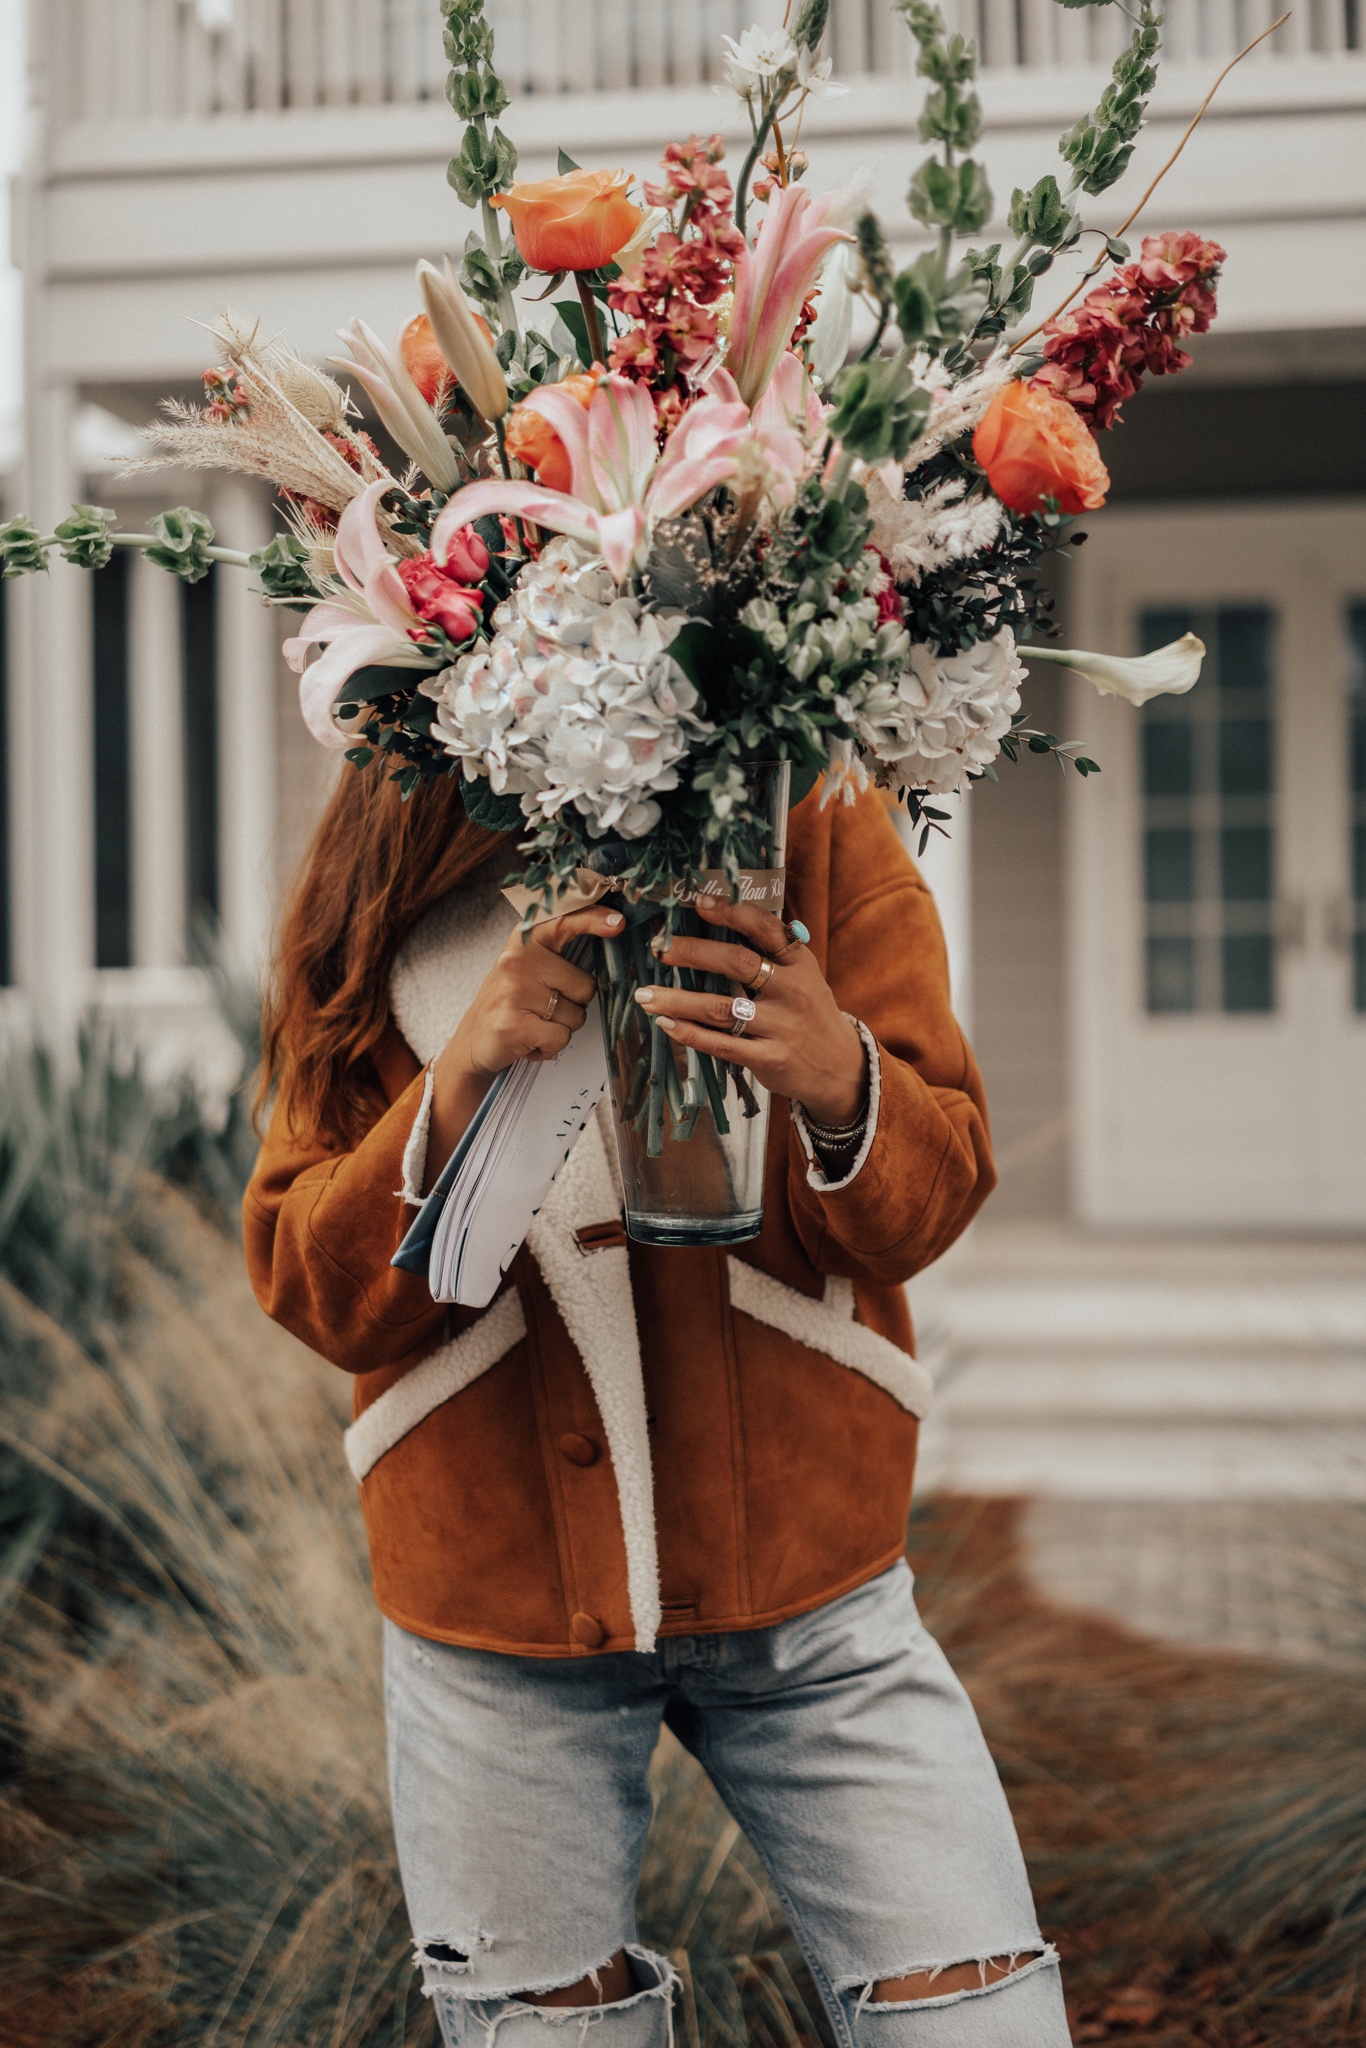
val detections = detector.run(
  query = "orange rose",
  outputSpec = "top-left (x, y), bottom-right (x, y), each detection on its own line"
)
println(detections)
top-left (972, 380), bottom-right (1110, 517)
top-left (491, 169), bottom-right (643, 273)
top-left (401, 309), bottom-right (493, 407)
top-left (504, 371), bottom-right (599, 492)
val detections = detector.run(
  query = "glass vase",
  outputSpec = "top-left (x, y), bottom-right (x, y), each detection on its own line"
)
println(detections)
top-left (594, 761), bottom-right (791, 1247)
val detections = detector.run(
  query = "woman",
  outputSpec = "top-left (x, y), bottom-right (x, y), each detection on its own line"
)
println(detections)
top-left (245, 769), bottom-right (1071, 2048)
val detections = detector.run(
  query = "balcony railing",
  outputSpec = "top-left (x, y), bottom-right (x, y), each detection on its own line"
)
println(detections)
top-left (42, 0), bottom-right (1361, 128)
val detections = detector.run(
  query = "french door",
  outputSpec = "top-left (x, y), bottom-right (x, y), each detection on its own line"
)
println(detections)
top-left (1066, 501), bottom-right (1366, 1228)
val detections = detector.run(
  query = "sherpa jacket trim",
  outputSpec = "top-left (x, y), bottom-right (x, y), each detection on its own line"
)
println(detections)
top-left (526, 1118), bottom-right (663, 1653)
top-left (726, 1259), bottom-right (934, 1419)
top-left (343, 1287), bottom-right (527, 1482)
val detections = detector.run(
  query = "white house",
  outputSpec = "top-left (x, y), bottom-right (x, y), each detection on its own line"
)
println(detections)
top-left (8, 0), bottom-right (1366, 1495)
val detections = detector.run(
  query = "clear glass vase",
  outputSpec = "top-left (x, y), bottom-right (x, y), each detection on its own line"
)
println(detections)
top-left (594, 761), bottom-right (791, 1247)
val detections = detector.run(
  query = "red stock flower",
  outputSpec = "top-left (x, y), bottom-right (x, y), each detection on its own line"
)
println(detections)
top-left (1030, 230), bottom-right (1226, 433)
top-left (608, 135), bottom-right (746, 405)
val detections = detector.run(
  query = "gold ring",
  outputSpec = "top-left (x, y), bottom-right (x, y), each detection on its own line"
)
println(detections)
top-left (544, 988), bottom-right (561, 1022)
top-left (744, 957), bottom-right (776, 997)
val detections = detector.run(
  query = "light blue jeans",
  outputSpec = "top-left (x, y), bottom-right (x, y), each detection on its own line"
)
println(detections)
top-left (385, 1562), bottom-right (1070, 2048)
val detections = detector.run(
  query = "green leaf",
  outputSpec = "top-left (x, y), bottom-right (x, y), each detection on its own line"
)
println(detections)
top-left (552, 298), bottom-right (595, 369)
top-left (53, 504), bottom-right (117, 571)
top-left (334, 664), bottom-right (413, 706)
top-left (461, 776), bottom-right (526, 833)
top-left (143, 506), bottom-right (215, 583)
top-left (828, 358), bottom-right (932, 465)
top-left (0, 515), bottom-right (47, 578)
top-left (557, 147), bottom-right (582, 173)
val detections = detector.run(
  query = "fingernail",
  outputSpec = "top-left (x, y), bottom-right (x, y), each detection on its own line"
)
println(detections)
top-left (635, 987), bottom-right (655, 1006)
top-left (649, 933), bottom-right (670, 957)
top-left (605, 911), bottom-right (622, 927)
top-left (658, 1018), bottom-right (677, 1033)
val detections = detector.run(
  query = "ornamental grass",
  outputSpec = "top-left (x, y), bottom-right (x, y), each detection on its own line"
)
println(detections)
top-left (0, 1051), bottom-right (1362, 2047)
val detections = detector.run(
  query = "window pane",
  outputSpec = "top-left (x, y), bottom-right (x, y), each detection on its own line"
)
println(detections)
top-left (1218, 607), bottom-right (1274, 695)
top-left (1139, 605), bottom-right (1276, 1016)
top-left (1222, 934), bottom-right (1274, 1013)
top-left (1147, 936), bottom-right (1196, 1012)
top-left (1219, 718), bottom-right (1272, 796)
top-left (1221, 825), bottom-right (1273, 902)
top-left (1146, 829), bottom-right (1194, 901)
top-left (1143, 722), bottom-right (1193, 796)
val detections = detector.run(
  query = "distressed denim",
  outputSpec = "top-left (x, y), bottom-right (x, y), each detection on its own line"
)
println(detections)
top-left (385, 1561), bottom-right (1070, 2048)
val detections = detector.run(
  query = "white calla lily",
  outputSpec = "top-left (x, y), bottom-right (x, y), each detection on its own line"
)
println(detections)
top-left (1021, 633), bottom-right (1205, 706)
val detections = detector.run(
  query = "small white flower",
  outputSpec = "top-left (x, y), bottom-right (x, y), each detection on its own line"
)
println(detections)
top-left (721, 25), bottom-right (799, 103)
top-left (846, 628), bottom-right (1025, 796)
top-left (429, 538), bottom-right (711, 840)
top-left (796, 45), bottom-right (848, 97)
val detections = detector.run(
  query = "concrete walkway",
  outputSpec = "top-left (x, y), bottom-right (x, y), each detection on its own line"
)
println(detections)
top-left (1020, 1497), bottom-right (1366, 1670)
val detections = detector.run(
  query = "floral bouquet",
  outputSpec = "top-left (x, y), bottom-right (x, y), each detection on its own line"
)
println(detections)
top-left (2, 0), bottom-right (1238, 1242)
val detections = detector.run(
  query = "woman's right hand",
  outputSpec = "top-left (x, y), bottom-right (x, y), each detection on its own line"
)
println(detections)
top-left (422, 903), bottom-right (624, 1192)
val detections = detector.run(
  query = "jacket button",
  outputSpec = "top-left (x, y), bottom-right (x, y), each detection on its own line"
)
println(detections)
top-left (571, 1611), bottom-right (606, 1648)
top-left (559, 1432), bottom-right (600, 1467)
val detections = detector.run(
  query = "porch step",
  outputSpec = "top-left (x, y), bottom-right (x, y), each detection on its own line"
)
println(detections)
top-left (908, 1227), bottom-right (1366, 1501)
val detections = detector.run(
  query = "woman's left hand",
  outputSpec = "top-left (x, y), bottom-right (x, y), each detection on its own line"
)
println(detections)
top-left (634, 897), bottom-right (867, 1127)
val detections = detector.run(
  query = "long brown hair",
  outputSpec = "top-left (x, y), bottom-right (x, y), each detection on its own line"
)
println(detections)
top-left (257, 769), bottom-right (506, 1147)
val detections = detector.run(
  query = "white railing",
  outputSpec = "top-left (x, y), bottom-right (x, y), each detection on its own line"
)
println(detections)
top-left (43, 0), bottom-right (1359, 127)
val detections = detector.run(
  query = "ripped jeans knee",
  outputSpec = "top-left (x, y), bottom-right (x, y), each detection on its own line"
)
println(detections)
top-left (837, 1947), bottom-right (1070, 2048)
top-left (426, 1946), bottom-right (678, 2048)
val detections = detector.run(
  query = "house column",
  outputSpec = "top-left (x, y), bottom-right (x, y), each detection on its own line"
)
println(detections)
top-left (212, 477), bottom-right (278, 979)
top-left (9, 379), bottom-right (93, 1034)
top-left (901, 792), bottom-right (973, 1032)
top-left (128, 550), bottom-right (186, 966)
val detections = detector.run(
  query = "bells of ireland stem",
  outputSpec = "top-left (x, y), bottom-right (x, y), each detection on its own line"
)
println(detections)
top-left (828, 355), bottom-right (931, 467)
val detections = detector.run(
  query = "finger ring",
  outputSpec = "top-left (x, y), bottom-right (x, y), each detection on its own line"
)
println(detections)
top-left (744, 957), bottom-right (776, 997)
top-left (730, 995), bottom-right (757, 1037)
top-left (774, 918), bottom-right (810, 961)
top-left (544, 988), bottom-right (561, 1022)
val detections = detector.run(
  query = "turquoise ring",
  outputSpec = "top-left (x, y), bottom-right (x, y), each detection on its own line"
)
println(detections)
top-left (787, 920), bottom-right (811, 946)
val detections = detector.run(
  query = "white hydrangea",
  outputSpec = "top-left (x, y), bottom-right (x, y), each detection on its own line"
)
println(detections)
top-left (427, 538), bottom-right (709, 841)
top-left (841, 627), bottom-right (1025, 796)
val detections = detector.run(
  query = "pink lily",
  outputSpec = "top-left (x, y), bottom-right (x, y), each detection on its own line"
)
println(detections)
top-left (723, 185), bottom-right (851, 408)
top-left (430, 373), bottom-right (753, 583)
top-left (708, 349), bottom-right (826, 500)
top-left (284, 481), bottom-right (440, 749)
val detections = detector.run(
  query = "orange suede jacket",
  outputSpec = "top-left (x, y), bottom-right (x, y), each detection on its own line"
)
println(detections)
top-left (244, 788), bottom-right (995, 1657)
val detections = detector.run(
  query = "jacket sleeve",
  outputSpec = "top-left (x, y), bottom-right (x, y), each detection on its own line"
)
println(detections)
top-left (243, 1063), bottom-right (452, 1375)
top-left (786, 792), bottom-right (996, 1287)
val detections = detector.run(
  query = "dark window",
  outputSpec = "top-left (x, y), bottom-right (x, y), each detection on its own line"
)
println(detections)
top-left (92, 553), bottom-right (133, 969)
top-left (1349, 604), bottom-right (1366, 1012)
top-left (182, 569), bottom-right (219, 931)
top-left (1139, 606), bottom-right (1277, 1015)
